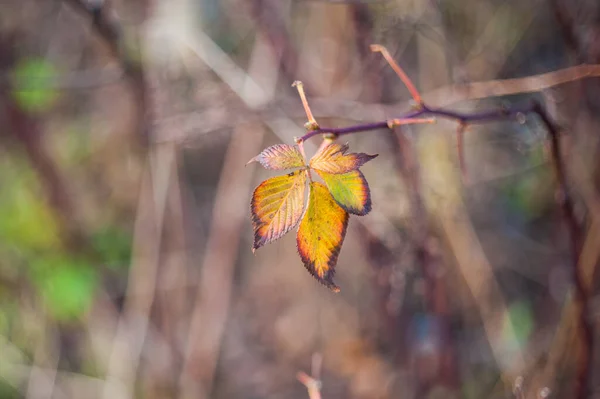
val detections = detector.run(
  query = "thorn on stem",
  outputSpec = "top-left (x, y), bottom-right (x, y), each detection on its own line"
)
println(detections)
top-left (386, 118), bottom-right (435, 129)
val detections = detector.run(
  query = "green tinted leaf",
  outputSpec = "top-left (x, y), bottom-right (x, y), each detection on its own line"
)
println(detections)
top-left (315, 169), bottom-right (372, 216)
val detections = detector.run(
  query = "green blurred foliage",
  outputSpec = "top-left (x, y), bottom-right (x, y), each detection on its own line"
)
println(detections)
top-left (30, 255), bottom-right (97, 321)
top-left (0, 157), bottom-right (98, 321)
top-left (502, 147), bottom-right (553, 220)
top-left (0, 159), bottom-right (60, 252)
top-left (504, 300), bottom-right (534, 345)
top-left (0, 380), bottom-right (20, 399)
top-left (91, 226), bottom-right (132, 270)
top-left (11, 57), bottom-right (59, 114)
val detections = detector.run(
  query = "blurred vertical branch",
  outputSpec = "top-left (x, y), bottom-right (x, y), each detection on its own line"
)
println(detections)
top-left (388, 126), bottom-right (460, 395)
top-left (59, 1), bottom-right (161, 398)
top-left (101, 146), bottom-right (174, 399)
top-left (531, 104), bottom-right (591, 399)
top-left (246, 0), bottom-right (305, 88)
top-left (180, 35), bottom-right (280, 398)
top-left (297, 353), bottom-right (323, 399)
top-left (180, 122), bottom-right (266, 399)
top-left (62, 0), bottom-right (150, 146)
top-left (414, 10), bottom-right (527, 388)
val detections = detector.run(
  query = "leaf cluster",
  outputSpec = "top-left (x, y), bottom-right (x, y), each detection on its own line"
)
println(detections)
top-left (249, 141), bottom-right (377, 292)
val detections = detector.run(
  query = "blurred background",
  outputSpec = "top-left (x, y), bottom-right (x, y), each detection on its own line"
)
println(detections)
top-left (1, 0), bottom-right (600, 398)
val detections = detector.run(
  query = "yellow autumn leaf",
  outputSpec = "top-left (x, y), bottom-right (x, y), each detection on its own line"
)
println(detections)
top-left (247, 144), bottom-right (305, 170)
top-left (297, 182), bottom-right (349, 292)
top-left (251, 170), bottom-right (308, 250)
top-left (315, 169), bottom-right (371, 216)
top-left (310, 142), bottom-right (377, 174)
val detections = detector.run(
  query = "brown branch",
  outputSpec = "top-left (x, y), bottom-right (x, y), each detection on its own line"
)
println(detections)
top-left (424, 64), bottom-right (600, 107)
top-left (371, 44), bottom-right (423, 105)
top-left (61, 0), bottom-right (150, 145)
top-left (180, 122), bottom-right (266, 398)
top-left (151, 62), bottom-right (600, 144)
top-left (180, 36), bottom-right (279, 398)
top-left (291, 46), bottom-right (592, 392)
top-left (533, 103), bottom-right (591, 399)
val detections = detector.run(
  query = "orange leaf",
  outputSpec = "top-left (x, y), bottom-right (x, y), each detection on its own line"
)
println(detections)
top-left (315, 169), bottom-right (371, 216)
top-left (297, 182), bottom-right (349, 292)
top-left (251, 170), bottom-right (308, 250)
top-left (309, 142), bottom-right (377, 174)
top-left (248, 144), bottom-right (305, 170)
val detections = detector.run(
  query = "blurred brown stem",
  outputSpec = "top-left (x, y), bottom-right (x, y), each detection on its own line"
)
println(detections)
top-left (62, 0), bottom-right (150, 146)
top-left (297, 353), bottom-right (323, 399)
top-left (533, 103), bottom-right (591, 399)
top-left (180, 123), bottom-right (265, 398)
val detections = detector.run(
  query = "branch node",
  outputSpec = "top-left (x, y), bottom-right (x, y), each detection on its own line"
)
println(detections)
top-left (304, 121), bottom-right (320, 131)
top-left (297, 371), bottom-right (322, 399)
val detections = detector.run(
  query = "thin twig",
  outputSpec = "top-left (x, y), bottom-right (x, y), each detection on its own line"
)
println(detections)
top-left (293, 80), bottom-right (319, 130)
top-left (298, 102), bottom-right (536, 142)
top-left (371, 44), bottom-right (423, 105)
top-left (387, 117), bottom-right (435, 128)
top-left (151, 63), bottom-right (600, 144)
top-left (297, 353), bottom-right (323, 399)
top-left (290, 45), bottom-right (594, 392)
